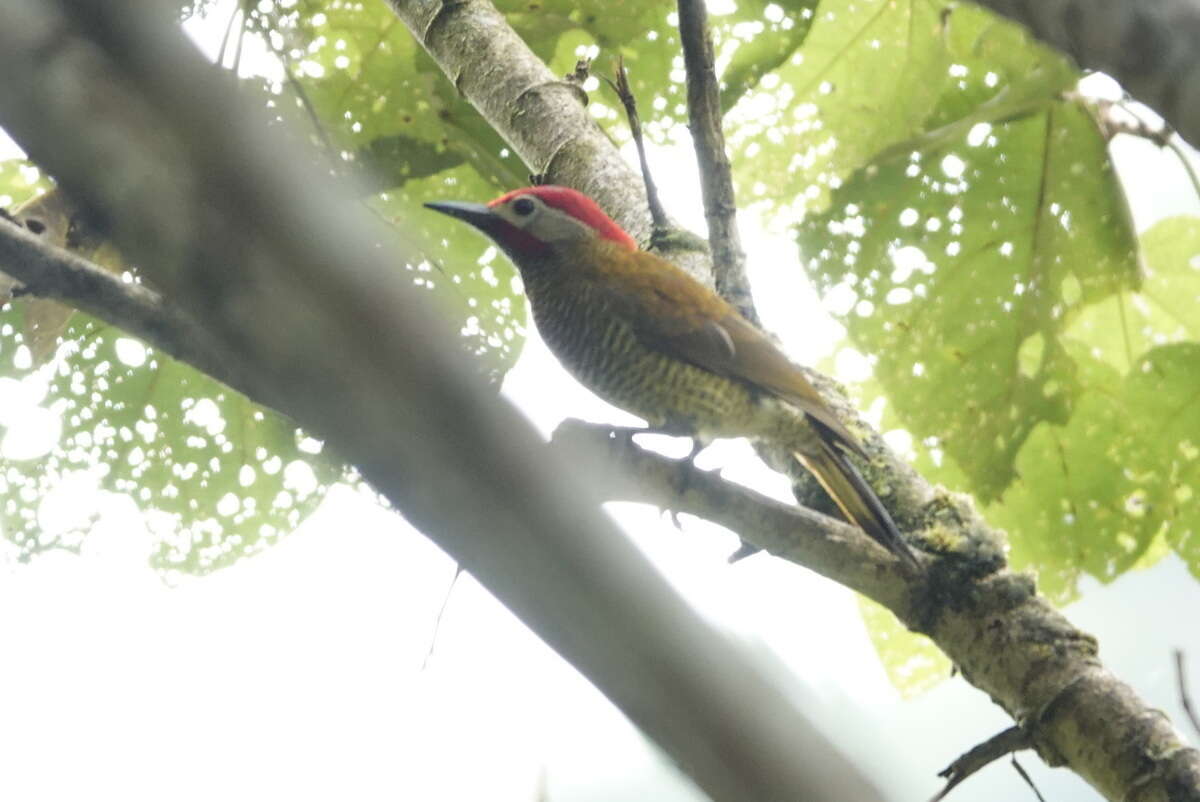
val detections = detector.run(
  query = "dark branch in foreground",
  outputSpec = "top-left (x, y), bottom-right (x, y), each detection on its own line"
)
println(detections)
top-left (0, 3), bottom-right (882, 802)
top-left (932, 726), bottom-right (1031, 802)
top-left (675, 0), bottom-right (755, 324)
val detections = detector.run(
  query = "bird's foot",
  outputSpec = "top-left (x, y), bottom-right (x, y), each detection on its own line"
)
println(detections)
top-left (671, 437), bottom-right (705, 496)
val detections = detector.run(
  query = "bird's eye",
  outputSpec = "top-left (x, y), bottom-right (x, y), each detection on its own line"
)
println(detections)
top-left (512, 197), bottom-right (536, 217)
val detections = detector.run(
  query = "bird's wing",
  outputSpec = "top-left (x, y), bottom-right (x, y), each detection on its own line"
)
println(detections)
top-left (595, 246), bottom-right (868, 458)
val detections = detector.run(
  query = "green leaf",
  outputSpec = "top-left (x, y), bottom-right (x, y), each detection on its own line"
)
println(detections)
top-left (985, 345), bottom-right (1142, 601)
top-left (505, 0), bottom-right (818, 143)
top-left (719, 1), bottom-right (818, 115)
top-left (244, 1), bottom-right (528, 381)
top-left (0, 162), bottom-right (346, 574)
top-left (800, 95), bottom-right (1139, 501)
top-left (1121, 344), bottom-right (1200, 581)
top-left (372, 166), bottom-right (527, 382)
top-left (0, 159), bottom-right (52, 208)
top-left (731, 2), bottom-right (1077, 211)
top-left (1066, 215), bottom-right (1200, 372)
top-left (0, 310), bottom-right (344, 574)
top-left (990, 217), bottom-right (1200, 599)
top-left (986, 343), bottom-right (1200, 602)
top-left (859, 595), bottom-right (950, 698)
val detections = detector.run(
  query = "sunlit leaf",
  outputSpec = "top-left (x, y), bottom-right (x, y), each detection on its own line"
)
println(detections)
top-left (798, 79), bottom-right (1138, 503)
top-left (984, 218), bottom-right (1200, 600)
top-left (246, 0), bottom-right (528, 380)
top-left (731, 2), bottom-right (1078, 212)
top-left (0, 161), bottom-right (347, 573)
top-left (0, 309), bottom-right (344, 574)
top-left (859, 595), bottom-right (950, 698)
top-left (1067, 215), bottom-right (1200, 371)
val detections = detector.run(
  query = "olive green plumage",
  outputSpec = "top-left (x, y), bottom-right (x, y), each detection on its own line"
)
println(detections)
top-left (424, 187), bottom-right (921, 571)
top-left (522, 255), bottom-right (768, 440)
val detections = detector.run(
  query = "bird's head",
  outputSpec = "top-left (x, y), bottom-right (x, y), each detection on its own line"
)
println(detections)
top-left (424, 186), bottom-right (637, 261)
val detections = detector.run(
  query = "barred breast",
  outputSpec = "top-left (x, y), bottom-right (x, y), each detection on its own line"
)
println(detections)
top-left (524, 274), bottom-right (763, 438)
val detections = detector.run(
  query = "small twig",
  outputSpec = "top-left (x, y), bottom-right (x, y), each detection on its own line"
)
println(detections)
top-left (421, 564), bottom-right (464, 671)
top-left (1166, 140), bottom-right (1200, 207)
top-left (932, 726), bottom-right (1031, 802)
top-left (215, 2), bottom-right (241, 69)
top-left (1010, 755), bottom-right (1048, 802)
top-left (1176, 649), bottom-right (1200, 736)
top-left (230, 4), bottom-right (248, 77)
top-left (675, 0), bottom-right (756, 324)
top-left (604, 56), bottom-right (669, 234)
top-left (1089, 96), bottom-right (1173, 147)
top-left (1090, 97), bottom-right (1200, 205)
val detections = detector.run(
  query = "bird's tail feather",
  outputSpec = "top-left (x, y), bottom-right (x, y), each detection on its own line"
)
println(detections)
top-left (794, 442), bottom-right (921, 571)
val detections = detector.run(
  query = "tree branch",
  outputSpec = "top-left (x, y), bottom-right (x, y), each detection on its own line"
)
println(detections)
top-left (972, 0), bottom-right (1200, 149)
top-left (0, 214), bottom-right (265, 402)
top-left (931, 726), bottom-right (1031, 802)
top-left (676, 0), bottom-right (756, 324)
top-left (546, 413), bottom-right (1200, 802)
top-left (606, 56), bottom-right (669, 235)
top-left (0, 2), bottom-right (884, 801)
top-left (551, 419), bottom-right (918, 609)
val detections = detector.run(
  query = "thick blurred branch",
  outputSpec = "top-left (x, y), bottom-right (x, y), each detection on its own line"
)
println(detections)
top-left (972, 0), bottom-right (1200, 148)
top-left (0, 2), bottom-right (883, 802)
top-left (379, 2), bottom-right (1200, 799)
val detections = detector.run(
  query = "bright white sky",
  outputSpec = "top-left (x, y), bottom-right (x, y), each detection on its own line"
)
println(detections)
top-left (2, 5), bottom-right (1200, 802)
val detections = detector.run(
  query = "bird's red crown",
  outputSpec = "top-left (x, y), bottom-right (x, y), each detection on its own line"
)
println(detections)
top-left (490, 186), bottom-right (637, 251)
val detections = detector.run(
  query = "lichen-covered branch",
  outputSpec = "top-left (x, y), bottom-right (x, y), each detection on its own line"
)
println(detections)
top-left (974, 0), bottom-right (1200, 149)
top-left (552, 419), bottom-right (1200, 801)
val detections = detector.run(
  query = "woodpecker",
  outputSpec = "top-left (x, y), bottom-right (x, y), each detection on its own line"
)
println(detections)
top-left (426, 186), bottom-right (920, 570)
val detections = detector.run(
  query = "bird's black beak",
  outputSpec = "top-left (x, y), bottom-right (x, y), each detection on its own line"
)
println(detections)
top-left (423, 200), bottom-right (497, 232)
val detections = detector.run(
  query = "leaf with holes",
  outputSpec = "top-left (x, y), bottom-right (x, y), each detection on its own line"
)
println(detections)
top-left (983, 218), bottom-right (1200, 599)
top-left (799, 99), bottom-right (1138, 502)
top-left (0, 309), bottom-right (344, 574)
top-left (244, 0), bottom-right (528, 379)
top-left (985, 343), bottom-right (1200, 602)
top-left (733, 2), bottom-right (1077, 211)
